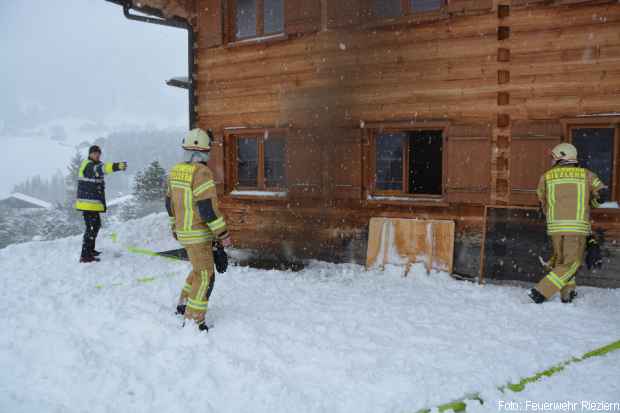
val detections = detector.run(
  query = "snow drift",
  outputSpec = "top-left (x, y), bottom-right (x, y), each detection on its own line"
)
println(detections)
top-left (1, 213), bottom-right (619, 412)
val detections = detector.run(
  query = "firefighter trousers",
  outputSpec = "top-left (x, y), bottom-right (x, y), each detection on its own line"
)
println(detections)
top-left (178, 242), bottom-right (215, 323)
top-left (535, 234), bottom-right (585, 300)
top-left (81, 211), bottom-right (101, 258)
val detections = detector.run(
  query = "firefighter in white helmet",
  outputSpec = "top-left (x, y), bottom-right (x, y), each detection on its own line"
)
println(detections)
top-left (165, 128), bottom-right (232, 331)
top-left (529, 143), bottom-right (605, 304)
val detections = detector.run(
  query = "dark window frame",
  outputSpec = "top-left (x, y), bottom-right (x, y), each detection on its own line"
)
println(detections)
top-left (370, 0), bottom-right (447, 19)
top-left (368, 122), bottom-right (448, 198)
top-left (225, 128), bottom-right (288, 192)
top-left (227, 0), bottom-right (285, 43)
top-left (562, 117), bottom-right (620, 203)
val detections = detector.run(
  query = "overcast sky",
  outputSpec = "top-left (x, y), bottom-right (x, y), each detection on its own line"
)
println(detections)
top-left (0, 0), bottom-right (188, 134)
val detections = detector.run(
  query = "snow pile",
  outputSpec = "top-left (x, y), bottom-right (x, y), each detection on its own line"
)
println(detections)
top-left (1, 213), bottom-right (619, 413)
top-left (106, 194), bottom-right (134, 208)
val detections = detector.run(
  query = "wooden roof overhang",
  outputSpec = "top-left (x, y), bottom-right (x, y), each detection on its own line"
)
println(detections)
top-left (105, 0), bottom-right (193, 20)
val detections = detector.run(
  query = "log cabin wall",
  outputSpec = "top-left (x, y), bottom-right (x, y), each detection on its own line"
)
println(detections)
top-left (181, 0), bottom-right (619, 284)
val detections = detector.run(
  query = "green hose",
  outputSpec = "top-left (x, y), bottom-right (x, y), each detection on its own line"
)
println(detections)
top-left (416, 339), bottom-right (620, 413)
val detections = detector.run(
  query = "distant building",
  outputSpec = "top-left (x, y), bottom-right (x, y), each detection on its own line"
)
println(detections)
top-left (0, 193), bottom-right (53, 210)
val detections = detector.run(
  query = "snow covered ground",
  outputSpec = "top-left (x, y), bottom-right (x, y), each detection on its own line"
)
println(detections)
top-left (1, 213), bottom-right (619, 413)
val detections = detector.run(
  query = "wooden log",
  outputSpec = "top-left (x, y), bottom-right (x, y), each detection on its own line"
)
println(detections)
top-left (200, 36), bottom-right (500, 83)
top-left (508, 76), bottom-right (620, 100)
top-left (201, 26), bottom-right (499, 66)
top-left (508, 23), bottom-right (620, 54)
top-left (507, 3), bottom-right (620, 33)
top-left (200, 59), bottom-right (499, 98)
top-left (198, 15), bottom-right (500, 67)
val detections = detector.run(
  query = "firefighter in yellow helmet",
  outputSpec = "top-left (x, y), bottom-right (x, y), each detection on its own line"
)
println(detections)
top-left (165, 128), bottom-right (232, 331)
top-left (529, 143), bottom-right (605, 304)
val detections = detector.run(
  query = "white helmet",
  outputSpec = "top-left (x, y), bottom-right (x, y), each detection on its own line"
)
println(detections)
top-left (551, 143), bottom-right (578, 163)
top-left (182, 128), bottom-right (212, 152)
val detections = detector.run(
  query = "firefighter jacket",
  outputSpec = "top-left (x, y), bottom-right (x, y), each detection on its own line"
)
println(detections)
top-left (536, 165), bottom-right (605, 236)
top-left (75, 160), bottom-right (123, 212)
top-left (166, 162), bottom-right (229, 246)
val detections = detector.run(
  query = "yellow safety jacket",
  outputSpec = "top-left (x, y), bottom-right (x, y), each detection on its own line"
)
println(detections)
top-left (75, 159), bottom-right (118, 212)
top-left (536, 165), bottom-right (604, 236)
top-left (166, 162), bottom-right (229, 246)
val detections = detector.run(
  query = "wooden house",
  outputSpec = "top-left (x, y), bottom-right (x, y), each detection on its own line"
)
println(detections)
top-left (106, 0), bottom-right (620, 287)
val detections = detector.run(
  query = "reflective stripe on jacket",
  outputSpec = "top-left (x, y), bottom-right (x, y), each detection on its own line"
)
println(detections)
top-left (74, 159), bottom-right (115, 212)
top-left (166, 162), bottom-right (228, 246)
top-left (536, 166), bottom-right (605, 235)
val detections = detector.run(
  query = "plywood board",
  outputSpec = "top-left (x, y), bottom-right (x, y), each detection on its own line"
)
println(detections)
top-left (366, 217), bottom-right (455, 274)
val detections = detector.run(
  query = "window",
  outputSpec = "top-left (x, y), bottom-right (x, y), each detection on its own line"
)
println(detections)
top-left (410, 0), bottom-right (443, 12)
top-left (373, 0), bottom-right (443, 17)
top-left (376, 133), bottom-right (404, 190)
top-left (233, 131), bottom-right (287, 190)
top-left (237, 137), bottom-right (259, 187)
top-left (231, 0), bottom-right (284, 41)
top-left (375, 0), bottom-right (402, 18)
top-left (570, 127), bottom-right (616, 202)
top-left (562, 117), bottom-right (620, 204)
top-left (264, 0), bottom-right (284, 34)
top-left (263, 136), bottom-right (286, 187)
top-left (373, 129), bottom-right (444, 196)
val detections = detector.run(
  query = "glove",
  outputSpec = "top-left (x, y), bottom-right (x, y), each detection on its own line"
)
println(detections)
top-left (113, 162), bottom-right (128, 171)
top-left (170, 222), bottom-right (177, 240)
top-left (538, 255), bottom-right (553, 270)
top-left (219, 232), bottom-right (232, 248)
top-left (585, 236), bottom-right (602, 270)
top-left (213, 242), bottom-right (228, 273)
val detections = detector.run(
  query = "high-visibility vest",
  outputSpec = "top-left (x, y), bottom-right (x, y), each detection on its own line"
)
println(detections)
top-left (166, 162), bottom-right (228, 246)
top-left (74, 160), bottom-right (115, 212)
top-left (537, 166), bottom-right (604, 235)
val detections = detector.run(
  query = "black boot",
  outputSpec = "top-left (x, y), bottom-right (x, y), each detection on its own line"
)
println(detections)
top-left (92, 250), bottom-right (102, 257)
top-left (562, 291), bottom-right (578, 304)
top-left (181, 319), bottom-right (209, 332)
top-left (176, 304), bottom-right (186, 315)
top-left (80, 256), bottom-right (100, 263)
top-left (528, 288), bottom-right (546, 304)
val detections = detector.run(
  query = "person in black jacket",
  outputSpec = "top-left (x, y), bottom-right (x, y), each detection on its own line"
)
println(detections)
top-left (75, 145), bottom-right (127, 263)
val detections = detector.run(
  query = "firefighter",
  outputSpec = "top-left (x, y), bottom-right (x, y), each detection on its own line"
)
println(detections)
top-left (75, 145), bottom-right (127, 263)
top-left (528, 143), bottom-right (605, 304)
top-left (166, 128), bottom-right (232, 331)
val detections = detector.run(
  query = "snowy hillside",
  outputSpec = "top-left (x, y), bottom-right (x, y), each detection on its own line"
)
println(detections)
top-left (1, 213), bottom-right (619, 412)
top-left (0, 118), bottom-right (184, 198)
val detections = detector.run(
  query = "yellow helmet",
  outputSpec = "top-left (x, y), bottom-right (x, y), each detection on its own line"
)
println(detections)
top-left (182, 128), bottom-right (212, 152)
top-left (551, 143), bottom-right (578, 163)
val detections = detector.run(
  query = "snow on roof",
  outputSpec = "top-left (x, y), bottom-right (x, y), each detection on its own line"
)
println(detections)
top-left (7, 193), bottom-right (53, 209)
top-left (107, 194), bottom-right (134, 207)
